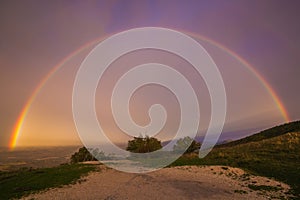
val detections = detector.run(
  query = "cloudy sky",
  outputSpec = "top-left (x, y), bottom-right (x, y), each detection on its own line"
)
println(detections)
top-left (1, 1), bottom-right (299, 148)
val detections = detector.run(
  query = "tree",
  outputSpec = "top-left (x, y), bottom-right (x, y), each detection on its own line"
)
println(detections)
top-left (126, 136), bottom-right (162, 153)
top-left (173, 136), bottom-right (201, 154)
top-left (70, 147), bottom-right (96, 163)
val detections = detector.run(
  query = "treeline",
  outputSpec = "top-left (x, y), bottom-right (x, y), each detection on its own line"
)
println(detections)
top-left (71, 136), bottom-right (200, 163)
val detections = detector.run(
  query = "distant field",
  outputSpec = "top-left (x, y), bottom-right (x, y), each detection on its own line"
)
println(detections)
top-left (0, 146), bottom-right (97, 200)
top-left (0, 146), bottom-right (80, 171)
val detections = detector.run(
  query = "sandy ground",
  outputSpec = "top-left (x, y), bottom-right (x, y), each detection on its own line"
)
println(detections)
top-left (23, 165), bottom-right (292, 200)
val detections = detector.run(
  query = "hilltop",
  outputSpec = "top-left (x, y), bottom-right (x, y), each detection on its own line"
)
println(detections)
top-left (171, 120), bottom-right (300, 198)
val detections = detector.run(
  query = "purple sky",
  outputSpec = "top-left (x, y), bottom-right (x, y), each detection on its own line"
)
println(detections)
top-left (0, 0), bottom-right (299, 147)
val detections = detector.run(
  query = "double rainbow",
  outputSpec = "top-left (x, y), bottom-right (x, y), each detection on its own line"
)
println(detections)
top-left (9, 31), bottom-right (290, 150)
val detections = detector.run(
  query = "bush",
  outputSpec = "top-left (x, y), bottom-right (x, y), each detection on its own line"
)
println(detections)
top-left (173, 136), bottom-right (201, 154)
top-left (70, 147), bottom-right (96, 163)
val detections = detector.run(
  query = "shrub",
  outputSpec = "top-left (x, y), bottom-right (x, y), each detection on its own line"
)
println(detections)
top-left (70, 147), bottom-right (96, 163)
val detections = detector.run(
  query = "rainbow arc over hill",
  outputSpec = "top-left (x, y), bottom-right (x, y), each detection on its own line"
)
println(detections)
top-left (9, 30), bottom-right (290, 150)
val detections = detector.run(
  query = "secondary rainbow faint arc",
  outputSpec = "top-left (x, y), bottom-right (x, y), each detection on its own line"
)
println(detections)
top-left (9, 29), bottom-right (290, 150)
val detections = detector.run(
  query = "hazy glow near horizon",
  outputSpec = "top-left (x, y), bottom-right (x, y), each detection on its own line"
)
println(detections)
top-left (9, 31), bottom-right (289, 150)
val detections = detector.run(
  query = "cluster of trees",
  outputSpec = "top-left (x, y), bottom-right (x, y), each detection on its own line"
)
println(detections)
top-left (126, 135), bottom-right (200, 154)
top-left (70, 136), bottom-right (201, 163)
top-left (126, 136), bottom-right (162, 153)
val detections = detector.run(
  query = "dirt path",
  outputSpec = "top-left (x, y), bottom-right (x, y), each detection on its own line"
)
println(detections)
top-left (23, 165), bottom-right (291, 200)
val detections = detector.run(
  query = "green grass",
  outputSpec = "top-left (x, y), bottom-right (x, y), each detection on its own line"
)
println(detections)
top-left (170, 131), bottom-right (300, 198)
top-left (0, 163), bottom-right (98, 199)
top-left (219, 121), bottom-right (300, 147)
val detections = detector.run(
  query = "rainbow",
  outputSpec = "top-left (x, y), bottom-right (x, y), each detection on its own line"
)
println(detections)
top-left (186, 31), bottom-right (290, 123)
top-left (8, 37), bottom-right (107, 150)
top-left (8, 29), bottom-right (290, 150)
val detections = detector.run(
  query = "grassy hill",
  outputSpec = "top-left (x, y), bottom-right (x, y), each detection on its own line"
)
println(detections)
top-left (219, 120), bottom-right (300, 147)
top-left (171, 121), bottom-right (300, 198)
